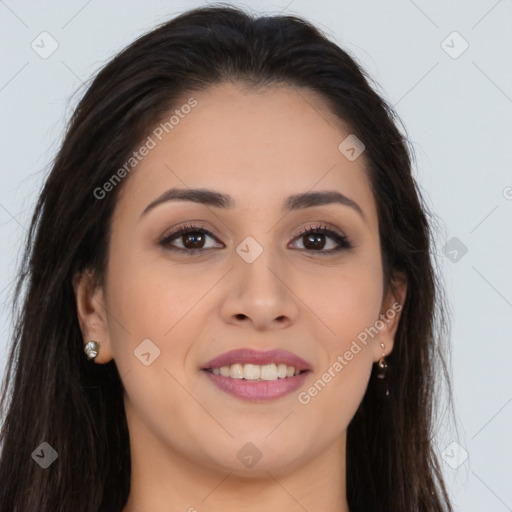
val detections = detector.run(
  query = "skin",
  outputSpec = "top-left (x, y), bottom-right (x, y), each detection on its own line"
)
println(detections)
top-left (74, 82), bottom-right (406, 512)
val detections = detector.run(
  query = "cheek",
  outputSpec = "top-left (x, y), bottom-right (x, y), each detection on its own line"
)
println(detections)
top-left (298, 274), bottom-right (378, 431)
top-left (295, 252), bottom-right (381, 414)
top-left (102, 252), bottom-right (213, 439)
top-left (297, 355), bottom-right (373, 438)
top-left (300, 251), bottom-right (383, 344)
top-left (106, 248), bottom-right (215, 339)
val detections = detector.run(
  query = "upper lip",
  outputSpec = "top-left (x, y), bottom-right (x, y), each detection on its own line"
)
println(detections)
top-left (202, 348), bottom-right (313, 372)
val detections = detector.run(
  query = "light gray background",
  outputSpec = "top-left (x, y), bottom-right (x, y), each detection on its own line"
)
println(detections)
top-left (1, 1), bottom-right (511, 510)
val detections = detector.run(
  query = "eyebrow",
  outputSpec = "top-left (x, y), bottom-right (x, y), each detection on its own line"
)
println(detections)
top-left (140, 187), bottom-right (365, 221)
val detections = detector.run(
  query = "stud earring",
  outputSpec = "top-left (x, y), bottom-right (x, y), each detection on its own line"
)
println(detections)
top-left (375, 342), bottom-right (390, 399)
top-left (84, 341), bottom-right (99, 361)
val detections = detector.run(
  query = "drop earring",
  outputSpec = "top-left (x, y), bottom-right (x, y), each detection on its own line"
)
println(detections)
top-left (375, 342), bottom-right (390, 399)
top-left (84, 341), bottom-right (99, 361)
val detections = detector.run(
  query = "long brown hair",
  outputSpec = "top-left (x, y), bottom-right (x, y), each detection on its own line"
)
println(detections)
top-left (0, 4), bottom-right (455, 511)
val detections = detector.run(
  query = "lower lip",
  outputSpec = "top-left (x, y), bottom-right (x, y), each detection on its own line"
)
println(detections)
top-left (202, 370), bottom-right (310, 402)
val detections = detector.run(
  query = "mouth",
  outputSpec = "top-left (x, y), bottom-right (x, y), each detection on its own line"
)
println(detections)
top-left (201, 348), bottom-right (312, 401)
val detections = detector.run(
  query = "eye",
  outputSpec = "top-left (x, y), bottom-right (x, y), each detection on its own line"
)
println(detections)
top-left (158, 222), bottom-right (354, 256)
top-left (289, 224), bottom-right (354, 255)
top-left (158, 223), bottom-right (223, 255)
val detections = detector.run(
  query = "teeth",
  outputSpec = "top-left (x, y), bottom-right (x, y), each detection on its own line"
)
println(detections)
top-left (277, 363), bottom-right (288, 378)
top-left (209, 363), bottom-right (302, 381)
top-left (230, 363), bottom-right (244, 379)
top-left (261, 363), bottom-right (277, 380)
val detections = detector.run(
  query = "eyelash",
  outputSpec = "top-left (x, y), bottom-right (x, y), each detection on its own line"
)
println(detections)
top-left (158, 222), bottom-right (354, 256)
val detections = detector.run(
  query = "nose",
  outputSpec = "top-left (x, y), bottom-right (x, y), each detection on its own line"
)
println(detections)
top-left (219, 248), bottom-right (299, 331)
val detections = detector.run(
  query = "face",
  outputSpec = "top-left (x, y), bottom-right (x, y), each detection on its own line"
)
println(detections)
top-left (75, 82), bottom-right (405, 478)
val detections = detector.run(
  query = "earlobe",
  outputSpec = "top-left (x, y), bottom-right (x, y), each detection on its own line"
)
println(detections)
top-left (72, 269), bottom-right (114, 364)
top-left (374, 272), bottom-right (407, 360)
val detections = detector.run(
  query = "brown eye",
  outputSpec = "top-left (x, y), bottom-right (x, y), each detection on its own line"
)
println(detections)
top-left (290, 225), bottom-right (354, 254)
top-left (159, 223), bottom-right (223, 254)
top-left (181, 231), bottom-right (206, 250)
top-left (303, 232), bottom-right (327, 250)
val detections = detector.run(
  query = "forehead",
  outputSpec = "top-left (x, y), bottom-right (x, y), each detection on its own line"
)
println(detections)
top-left (116, 82), bottom-right (377, 226)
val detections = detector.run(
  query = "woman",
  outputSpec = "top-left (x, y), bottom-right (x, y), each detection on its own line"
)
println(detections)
top-left (0, 4), bottom-right (455, 511)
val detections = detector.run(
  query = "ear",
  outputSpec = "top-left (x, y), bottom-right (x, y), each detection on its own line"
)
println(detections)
top-left (373, 271), bottom-right (407, 362)
top-left (73, 269), bottom-right (114, 364)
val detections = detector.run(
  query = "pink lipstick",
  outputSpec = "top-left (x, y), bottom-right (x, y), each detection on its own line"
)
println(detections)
top-left (201, 348), bottom-right (312, 402)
